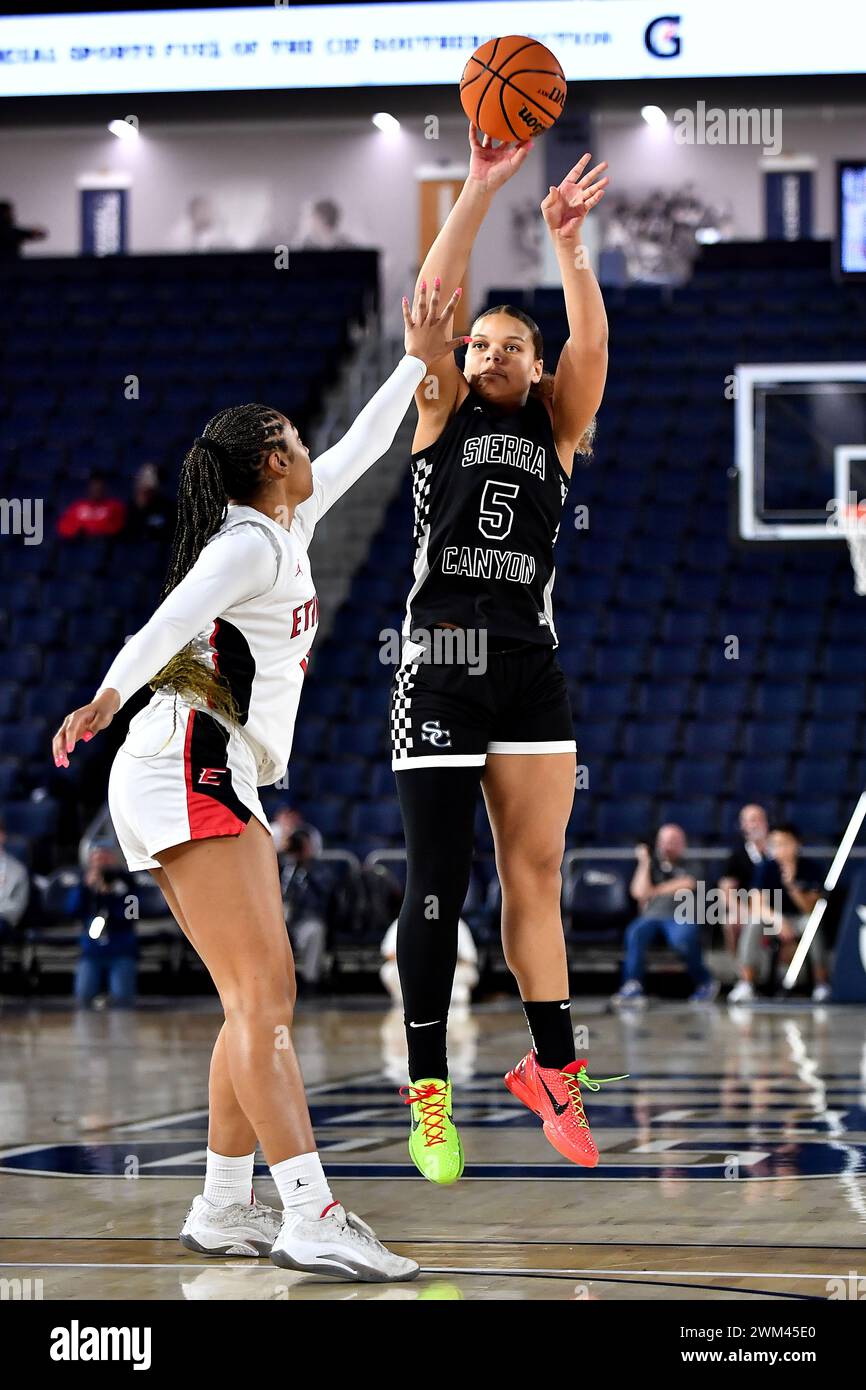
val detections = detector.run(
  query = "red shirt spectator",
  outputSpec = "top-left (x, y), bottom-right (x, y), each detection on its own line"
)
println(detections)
top-left (57, 474), bottom-right (126, 538)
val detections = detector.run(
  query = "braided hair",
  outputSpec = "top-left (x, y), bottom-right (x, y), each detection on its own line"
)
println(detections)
top-left (475, 304), bottom-right (596, 458)
top-left (152, 403), bottom-right (287, 721)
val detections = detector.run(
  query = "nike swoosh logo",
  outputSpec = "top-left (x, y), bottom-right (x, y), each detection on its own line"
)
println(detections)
top-left (409, 1020), bottom-right (441, 1028)
top-left (559, 1002), bottom-right (571, 1009)
top-left (539, 1076), bottom-right (569, 1116)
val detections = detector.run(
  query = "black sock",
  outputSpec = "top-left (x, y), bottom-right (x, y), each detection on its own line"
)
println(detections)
top-left (522, 999), bottom-right (576, 1070)
top-left (395, 767), bottom-right (482, 1082)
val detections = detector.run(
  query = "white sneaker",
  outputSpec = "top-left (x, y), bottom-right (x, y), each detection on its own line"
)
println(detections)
top-left (179, 1194), bottom-right (281, 1257)
top-left (612, 980), bottom-right (646, 1008)
top-left (812, 983), bottom-right (832, 1003)
top-left (270, 1202), bottom-right (419, 1283)
top-left (727, 980), bottom-right (755, 1005)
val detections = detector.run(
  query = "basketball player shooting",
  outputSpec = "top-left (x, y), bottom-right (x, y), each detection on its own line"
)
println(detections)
top-left (394, 123), bottom-right (626, 1185)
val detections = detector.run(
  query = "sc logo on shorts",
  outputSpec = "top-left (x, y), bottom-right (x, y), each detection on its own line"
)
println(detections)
top-left (644, 14), bottom-right (682, 58)
top-left (421, 720), bottom-right (452, 749)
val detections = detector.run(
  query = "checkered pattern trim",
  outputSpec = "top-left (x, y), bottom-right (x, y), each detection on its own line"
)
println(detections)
top-left (390, 654), bottom-right (421, 759)
top-left (411, 455), bottom-right (433, 546)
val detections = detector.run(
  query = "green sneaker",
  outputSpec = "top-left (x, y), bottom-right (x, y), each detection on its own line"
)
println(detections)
top-left (400, 1078), bottom-right (464, 1185)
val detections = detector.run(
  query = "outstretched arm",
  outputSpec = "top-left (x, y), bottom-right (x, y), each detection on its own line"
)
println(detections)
top-left (293, 284), bottom-right (464, 541)
top-left (541, 153), bottom-right (610, 466)
top-left (414, 125), bottom-right (533, 436)
top-left (51, 526), bottom-right (278, 766)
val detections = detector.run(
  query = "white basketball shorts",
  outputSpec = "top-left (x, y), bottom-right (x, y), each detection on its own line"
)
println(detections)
top-left (107, 696), bottom-right (269, 872)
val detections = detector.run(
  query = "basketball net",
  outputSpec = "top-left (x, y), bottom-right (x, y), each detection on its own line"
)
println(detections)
top-left (839, 504), bottom-right (866, 596)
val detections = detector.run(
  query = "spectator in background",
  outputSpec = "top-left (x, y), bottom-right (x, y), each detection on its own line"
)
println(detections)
top-left (718, 803), bottom-right (773, 957)
top-left (294, 197), bottom-right (361, 250)
top-left (73, 847), bottom-right (138, 1008)
top-left (57, 472), bottom-right (126, 539)
top-left (0, 817), bottom-right (29, 939)
top-left (612, 823), bottom-right (718, 1007)
top-left (729, 824), bottom-right (829, 1004)
top-left (279, 825), bottom-right (331, 991)
top-left (0, 200), bottom-right (47, 260)
top-left (124, 464), bottom-right (174, 543)
top-left (381, 916), bottom-right (478, 1011)
top-left (270, 803), bottom-right (323, 859)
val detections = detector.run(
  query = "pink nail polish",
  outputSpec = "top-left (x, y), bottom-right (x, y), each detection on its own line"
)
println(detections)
top-left (83, 732), bottom-right (93, 742)
top-left (54, 759), bottom-right (61, 768)
top-left (434, 276), bottom-right (441, 289)
top-left (421, 280), bottom-right (427, 290)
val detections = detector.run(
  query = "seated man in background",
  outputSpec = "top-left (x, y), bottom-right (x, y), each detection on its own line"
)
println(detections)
top-left (729, 823), bottom-right (828, 1004)
top-left (279, 824), bottom-right (330, 992)
top-left (73, 847), bottom-right (138, 1009)
top-left (124, 463), bottom-right (174, 543)
top-left (718, 803), bottom-right (772, 959)
top-left (57, 471), bottom-right (126, 539)
top-left (0, 816), bottom-right (29, 939)
top-left (613, 823), bottom-right (718, 1007)
top-left (270, 802), bottom-right (323, 859)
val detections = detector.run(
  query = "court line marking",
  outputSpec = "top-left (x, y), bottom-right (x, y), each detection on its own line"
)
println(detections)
top-left (2, 1236), bottom-right (863, 1253)
top-left (1, 1166), bottom-right (860, 1182)
top-left (0, 1261), bottom-right (823, 1297)
top-left (0, 1260), bottom-right (839, 1280)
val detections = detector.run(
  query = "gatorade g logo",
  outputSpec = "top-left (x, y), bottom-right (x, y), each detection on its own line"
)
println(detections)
top-left (645, 15), bottom-right (682, 58)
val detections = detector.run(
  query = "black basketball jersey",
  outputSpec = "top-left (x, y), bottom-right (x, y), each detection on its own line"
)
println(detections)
top-left (404, 384), bottom-right (570, 646)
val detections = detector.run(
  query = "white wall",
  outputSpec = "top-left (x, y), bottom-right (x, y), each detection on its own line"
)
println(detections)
top-left (2, 103), bottom-right (863, 314)
top-left (0, 116), bottom-right (540, 332)
top-left (593, 105), bottom-right (865, 239)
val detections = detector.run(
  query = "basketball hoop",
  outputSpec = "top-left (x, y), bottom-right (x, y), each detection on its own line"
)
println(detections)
top-left (838, 504), bottom-right (866, 596)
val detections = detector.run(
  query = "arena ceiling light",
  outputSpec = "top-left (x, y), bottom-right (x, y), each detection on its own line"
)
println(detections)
top-left (108, 118), bottom-right (139, 140)
top-left (372, 112), bottom-right (401, 134)
top-left (640, 105), bottom-right (668, 127)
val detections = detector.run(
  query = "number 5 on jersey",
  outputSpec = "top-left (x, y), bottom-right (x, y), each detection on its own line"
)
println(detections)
top-left (478, 479), bottom-right (520, 540)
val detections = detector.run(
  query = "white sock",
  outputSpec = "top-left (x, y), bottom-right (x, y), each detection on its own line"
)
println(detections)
top-left (203, 1148), bottom-right (256, 1209)
top-left (270, 1151), bottom-right (335, 1220)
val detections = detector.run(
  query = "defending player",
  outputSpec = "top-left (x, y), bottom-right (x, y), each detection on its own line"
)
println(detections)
top-left (52, 285), bottom-right (462, 1279)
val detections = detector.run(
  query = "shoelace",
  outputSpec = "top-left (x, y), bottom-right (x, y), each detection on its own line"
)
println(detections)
top-left (560, 1066), bottom-right (629, 1129)
top-left (248, 1200), bottom-right (278, 1227)
top-left (399, 1082), bottom-right (447, 1147)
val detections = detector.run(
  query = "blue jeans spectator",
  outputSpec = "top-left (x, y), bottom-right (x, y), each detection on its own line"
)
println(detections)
top-left (74, 954), bottom-right (137, 1007)
top-left (622, 916), bottom-right (712, 988)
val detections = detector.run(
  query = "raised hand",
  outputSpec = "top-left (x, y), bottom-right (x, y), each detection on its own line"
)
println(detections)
top-left (402, 277), bottom-right (467, 367)
top-left (468, 122), bottom-right (533, 195)
top-left (541, 153), bottom-right (609, 242)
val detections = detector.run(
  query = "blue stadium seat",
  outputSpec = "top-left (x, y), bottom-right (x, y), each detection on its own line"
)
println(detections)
top-left (596, 797), bottom-right (654, 843)
top-left (610, 760), bottom-right (666, 798)
top-left (812, 682), bottom-right (863, 718)
top-left (730, 757), bottom-right (789, 800)
top-left (671, 759), bottom-right (726, 798)
top-left (2, 798), bottom-right (58, 840)
top-left (802, 719), bottom-right (860, 757)
top-left (792, 758), bottom-right (851, 799)
top-left (621, 719), bottom-right (678, 758)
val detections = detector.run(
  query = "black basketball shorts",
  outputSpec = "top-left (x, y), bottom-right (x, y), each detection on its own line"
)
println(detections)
top-left (389, 638), bottom-right (576, 770)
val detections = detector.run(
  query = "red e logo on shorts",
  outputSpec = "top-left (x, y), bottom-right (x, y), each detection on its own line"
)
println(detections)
top-left (198, 767), bottom-right (226, 785)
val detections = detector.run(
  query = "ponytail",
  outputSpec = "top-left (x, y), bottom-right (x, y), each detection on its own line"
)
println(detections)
top-left (151, 403), bottom-right (286, 722)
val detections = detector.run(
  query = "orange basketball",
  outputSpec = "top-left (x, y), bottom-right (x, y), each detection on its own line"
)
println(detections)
top-left (459, 35), bottom-right (566, 143)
